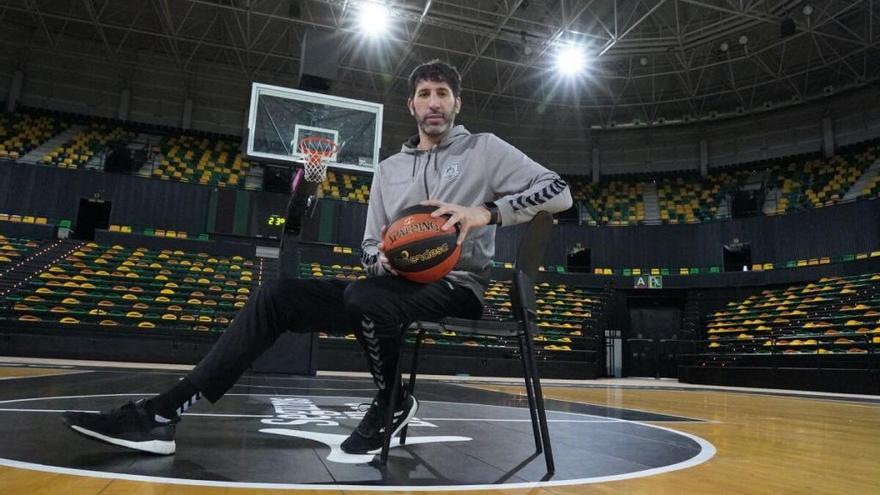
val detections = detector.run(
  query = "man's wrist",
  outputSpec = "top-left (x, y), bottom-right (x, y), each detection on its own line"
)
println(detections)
top-left (481, 202), bottom-right (501, 225)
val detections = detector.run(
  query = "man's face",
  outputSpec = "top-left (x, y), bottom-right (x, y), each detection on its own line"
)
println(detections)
top-left (408, 79), bottom-right (461, 138)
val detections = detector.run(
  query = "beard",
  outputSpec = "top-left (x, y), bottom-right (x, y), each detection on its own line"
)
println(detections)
top-left (417, 111), bottom-right (456, 137)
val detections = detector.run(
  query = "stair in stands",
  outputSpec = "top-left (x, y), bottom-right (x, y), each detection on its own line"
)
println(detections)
top-left (127, 133), bottom-right (162, 175)
top-left (84, 152), bottom-right (104, 170)
top-left (579, 204), bottom-right (595, 224)
top-left (19, 125), bottom-right (86, 164)
top-left (762, 187), bottom-right (782, 215)
top-left (0, 239), bottom-right (84, 297)
top-left (258, 255), bottom-right (280, 281)
top-left (641, 181), bottom-right (660, 223)
top-left (681, 294), bottom-right (703, 340)
top-left (715, 194), bottom-right (730, 219)
top-left (245, 165), bottom-right (264, 190)
top-left (843, 159), bottom-right (880, 201)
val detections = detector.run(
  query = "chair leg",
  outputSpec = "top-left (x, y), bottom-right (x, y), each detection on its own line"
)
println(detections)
top-left (400, 326), bottom-right (425, 445)
top-left (518, 334), bottom-right (542, 453)
top-left (521, 327), bottom-right (555, 475)
top-left (379, 358), bottom-right (403, 465)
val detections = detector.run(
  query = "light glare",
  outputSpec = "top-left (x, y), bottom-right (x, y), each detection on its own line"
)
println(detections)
top-left (359, 2), bottom-right (389, 36)
top-left (556, 45), bottom-right (586, 76)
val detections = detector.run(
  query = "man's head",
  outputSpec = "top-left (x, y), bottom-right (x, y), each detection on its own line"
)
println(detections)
top-left (407, 60), bottom-right (462, 142)
top-left (408, 59), bottom-right (462, 98)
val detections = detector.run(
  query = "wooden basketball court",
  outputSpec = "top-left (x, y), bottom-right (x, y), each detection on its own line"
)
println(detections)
top-left (0, 360), bottom-right (877, 495)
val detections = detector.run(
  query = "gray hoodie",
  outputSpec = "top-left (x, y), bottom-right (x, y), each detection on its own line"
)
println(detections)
top-left (361, 125), bottom-right (572, 302)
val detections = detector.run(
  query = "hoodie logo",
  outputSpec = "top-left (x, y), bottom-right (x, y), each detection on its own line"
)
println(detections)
top-left (443, 162), bottom-right (461, 182)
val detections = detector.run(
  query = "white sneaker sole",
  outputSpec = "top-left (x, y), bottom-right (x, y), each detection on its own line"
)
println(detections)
top-left (366, 396), bottom-right (420, 454)
top-left (391, 396), bottom-right (419, 438)
top-left (70, 425), bottom-right (176, 455)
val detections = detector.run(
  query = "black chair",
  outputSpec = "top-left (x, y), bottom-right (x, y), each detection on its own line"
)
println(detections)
top-left (379, 210), bottom-right (556, 474)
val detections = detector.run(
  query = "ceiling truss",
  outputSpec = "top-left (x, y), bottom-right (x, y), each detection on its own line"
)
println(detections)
top-left (0, 0), bottom-right (877, 128)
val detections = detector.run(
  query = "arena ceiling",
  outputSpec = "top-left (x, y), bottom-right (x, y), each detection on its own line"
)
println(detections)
top-left (2, 0), bottom-right (879, 131)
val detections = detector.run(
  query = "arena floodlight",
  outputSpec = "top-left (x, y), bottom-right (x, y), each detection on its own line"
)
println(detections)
top-left (358, 2), bottom-right (390, 37)
top-left (555, 44), bottom-right (587, 76)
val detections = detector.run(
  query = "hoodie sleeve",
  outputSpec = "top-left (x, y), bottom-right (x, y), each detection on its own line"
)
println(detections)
top-left (486, 134), bottom-right (573, 226)
top-left (361, 165), bottom-right (390, 277)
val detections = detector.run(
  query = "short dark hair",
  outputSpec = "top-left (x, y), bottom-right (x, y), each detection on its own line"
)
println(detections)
top-left (408, 59), bottom-right (462, 98)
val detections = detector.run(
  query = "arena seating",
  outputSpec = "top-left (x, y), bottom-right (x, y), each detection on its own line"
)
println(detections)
top-left (0, 235), bottom-right (38, 267)
top-left (106, 224), bottom-right (206, 240)
top-left (704, 272), bottom-right (880, 355)
top-left (300, 259), bottom-right (607, 359)
top-left (657, 173), bottom-right (730, 223)
top-left (42, 123), bottom-right (134, 169)
top-left (0, 214), bottom-right (52, 226)
top-left (564, 140), bottom-right (880, 225)
top-left (3, 242), bottom-right (259, 332)
top-left (577, 178), bottom-right (646, 226)
top-left (2, 107), bottom-right (879, 228)
top-left (592, 250), bottom-right (880, 277)
top-left (153, 134), bottom-right (251, 187)
top-left (319, 170), bottom-right (371, 203)
top-left (863, 174), bottom-right (880, 197)
top-left (0, 233), bottom-right (605, 373)
top-left (768, 150), bottom-right (876, 214)
top-left (0, 111), bottom-right (67, 160)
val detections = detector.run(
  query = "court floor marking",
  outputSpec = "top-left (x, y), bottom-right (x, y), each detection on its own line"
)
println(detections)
top-left (532, 386), bottom-right (880, 409)
top-left (0, 395), bottom-right (628, 423)
top-left (0, 393), bottom-right (616, 417)
top-left (0, 370), bottom-right (92, 381)
top-left (468, 386), bottom-right (713, 423)
top-left (0, 392), bottom-right (707, 424)
top-left (0, 392), bottom-right (716, 491)
top-left (230, 383), bottom-right (379, 391)
top-left (0, 407), bottom-right (629, 424)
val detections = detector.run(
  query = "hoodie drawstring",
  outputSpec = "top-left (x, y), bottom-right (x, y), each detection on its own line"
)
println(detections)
top-left (422, 144), bottom-right (439, 200)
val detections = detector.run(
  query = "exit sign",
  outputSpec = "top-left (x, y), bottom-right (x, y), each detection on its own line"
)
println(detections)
top-left (634, 276), bottom-right (663, 289)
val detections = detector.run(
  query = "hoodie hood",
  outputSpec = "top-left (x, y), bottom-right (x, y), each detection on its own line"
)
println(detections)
top-left (401, 125), bottom-right (472, 153)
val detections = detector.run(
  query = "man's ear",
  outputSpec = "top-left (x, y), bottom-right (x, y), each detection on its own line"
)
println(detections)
top-left (453, 96), bottom-right (462, 115)
top-left (407, 97), bottom-right (415, 116)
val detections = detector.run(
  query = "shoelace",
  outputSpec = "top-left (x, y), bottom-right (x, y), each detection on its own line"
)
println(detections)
top-left (113, 402), bottom-right (140, 426)
top-left (353, 401), bottom-right (385, 434)
top-left (356, 396), bottom-right (403, 417)
top-left (357, 401), bottom-right (382, 423)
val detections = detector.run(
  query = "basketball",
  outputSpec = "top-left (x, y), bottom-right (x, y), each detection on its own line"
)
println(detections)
top-left (383, 205), bottom-right (462, 283)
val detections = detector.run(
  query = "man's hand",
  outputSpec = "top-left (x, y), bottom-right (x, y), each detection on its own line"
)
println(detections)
top-left (377, 225), bottom-right (398, 275)
top-left (420, 200), bottom-right (492, 245)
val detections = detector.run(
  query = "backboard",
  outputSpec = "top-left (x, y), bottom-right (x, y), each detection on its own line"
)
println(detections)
top-left (245, 83), bottom-right (383, 174)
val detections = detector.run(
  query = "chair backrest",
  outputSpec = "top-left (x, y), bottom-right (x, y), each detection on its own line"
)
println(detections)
top-left (511, 211), bottom-right (553, 323)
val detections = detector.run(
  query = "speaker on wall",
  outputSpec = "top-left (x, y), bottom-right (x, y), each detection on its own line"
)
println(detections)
top-left (723, 239), bottom-right (752, 272)
top-left (263, 166), bottom-right (293, 193)
top-left (567, 246), bottom-right (592, 274)
top-left (104, 144), bottom-right (133, 173)
top-left (298, 29), bottom-right (340, 92)
top-left (731, 190), bottom-right (762, 218)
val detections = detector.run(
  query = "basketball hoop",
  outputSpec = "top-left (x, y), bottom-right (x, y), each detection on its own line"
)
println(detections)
top-left (298, 137), bottom-right (338, 183)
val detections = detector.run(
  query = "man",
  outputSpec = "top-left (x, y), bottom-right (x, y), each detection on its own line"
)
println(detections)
top-left (61, 60), bottom-right (572, 456)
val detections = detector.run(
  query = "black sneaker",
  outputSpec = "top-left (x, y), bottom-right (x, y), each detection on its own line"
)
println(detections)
top-left (61, 399), bottom-right (178, 455)
top-left (341, 393), bottom-right (418, 455)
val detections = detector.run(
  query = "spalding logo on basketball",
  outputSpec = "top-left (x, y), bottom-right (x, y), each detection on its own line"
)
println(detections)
top-left (383, 205), bottom-right (462, 283)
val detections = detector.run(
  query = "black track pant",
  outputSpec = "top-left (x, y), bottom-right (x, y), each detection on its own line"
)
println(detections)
top-left (187, 276), bottom-right (482, 402)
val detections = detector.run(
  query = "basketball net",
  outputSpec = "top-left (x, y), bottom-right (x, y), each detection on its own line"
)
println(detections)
top-left (298, 137), bottom-right (339, 183)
